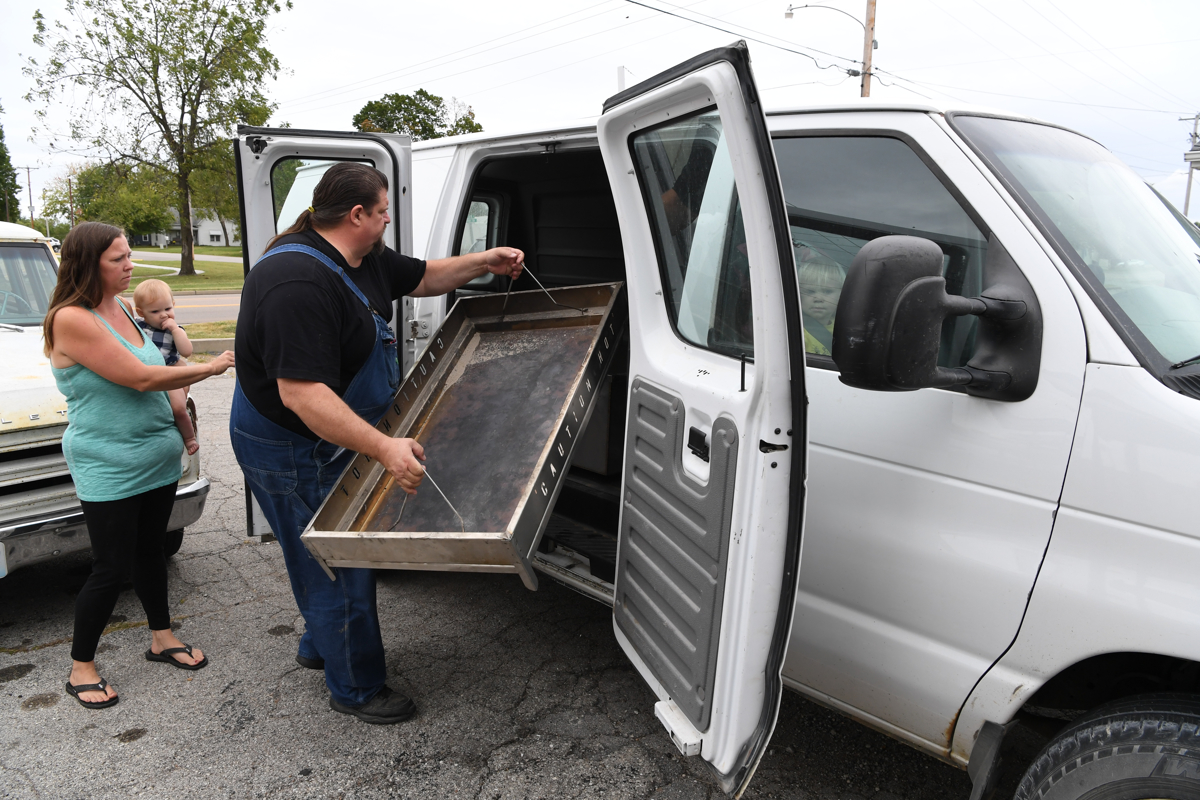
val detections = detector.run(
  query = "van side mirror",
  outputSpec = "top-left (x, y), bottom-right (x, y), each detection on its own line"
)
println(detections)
top-left (831, 235), bottom-right (1042, 402)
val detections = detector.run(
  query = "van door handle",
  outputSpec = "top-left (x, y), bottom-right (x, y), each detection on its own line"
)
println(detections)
top-left (759, 440), bottom-right (789, 453)
top-left (688, 427), bottom-right (710, 462)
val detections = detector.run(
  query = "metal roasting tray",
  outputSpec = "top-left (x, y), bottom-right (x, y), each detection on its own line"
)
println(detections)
top-left (300, 282), bottom-right (627, 589)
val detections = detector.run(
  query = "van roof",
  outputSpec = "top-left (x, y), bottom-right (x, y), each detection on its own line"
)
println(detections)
top-left (410, 101), bottom-right (1054, 152)
top-left (0, 221), bottom-right (51, 242)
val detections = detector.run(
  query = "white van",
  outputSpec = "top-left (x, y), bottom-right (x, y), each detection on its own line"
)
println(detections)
top-left (0, 220), bottom-right (212, 577)
top-left (233, 44), bottom-right (1200, 800)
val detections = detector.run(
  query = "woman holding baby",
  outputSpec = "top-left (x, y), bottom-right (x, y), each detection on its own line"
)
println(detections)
top-left (43, 222), bottom-right (234, 709)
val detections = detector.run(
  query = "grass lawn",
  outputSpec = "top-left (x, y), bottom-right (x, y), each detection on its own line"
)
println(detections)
top-left (129, 260), bottom-right (244, 291)
top-left (133, 245), bottom-right (242, 257)
top-left (182, 320), bottom-right (236, 339)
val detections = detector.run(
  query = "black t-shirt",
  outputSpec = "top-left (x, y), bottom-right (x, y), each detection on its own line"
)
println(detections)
top-left (236, 229), bottom-right (426, 440)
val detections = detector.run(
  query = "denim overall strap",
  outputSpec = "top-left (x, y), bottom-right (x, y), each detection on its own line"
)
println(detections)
top-left (257, 243), bottom-right (400, 427)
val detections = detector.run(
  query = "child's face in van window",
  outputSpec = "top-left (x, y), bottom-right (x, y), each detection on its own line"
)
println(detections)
top-left (799, 283), bottom-right (840, 326)
top-left (137, 293), bottom-right (176, 330)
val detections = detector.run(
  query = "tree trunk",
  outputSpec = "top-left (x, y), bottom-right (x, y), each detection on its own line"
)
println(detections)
top-left (216, 211), bottom-right (230, 247)
top-left (177, 174), bottom-right (196, 276)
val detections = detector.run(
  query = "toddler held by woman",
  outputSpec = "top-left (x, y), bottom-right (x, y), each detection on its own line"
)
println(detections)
top-left (132, 279), bottom-right (198, 454)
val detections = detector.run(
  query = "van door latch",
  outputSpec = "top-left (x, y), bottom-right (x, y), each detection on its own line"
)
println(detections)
top-left (687, 427), bottom-right (710, 462)
top-left (408, 319), bottom-right (431, 341)
top-left (759, 440), bottom-right (789, 453)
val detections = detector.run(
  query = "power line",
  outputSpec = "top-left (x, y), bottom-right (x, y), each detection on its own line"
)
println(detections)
top-left (1041, 0), bottom-right (1196, 111)
top-left (642, 0), bottom-right (860, 65)
top-left (276, 0), bottom-right (621, 110)
top-left (279, 2), bottom-right (676, 117)
top-left (871, 71), bottom-right (1189, 114)
top-left (622, 0), bottom-right (859, 73)
top-left (893, 37), bottom-right (1200, 77)
top-left (967, 0), bottom-right (1175, 115)
top-left (457, 11), bottom-right (702, 101)
top-left (760, 75), bottom-right (856, 92)
top-left (1016, 0), bottom-right (1187, 111)
top-left (915, 0), bottom-right (1177, 150)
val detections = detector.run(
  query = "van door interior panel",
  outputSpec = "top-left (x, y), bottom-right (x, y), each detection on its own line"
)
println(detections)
top-left (614, 379), bottom-right (739, 732)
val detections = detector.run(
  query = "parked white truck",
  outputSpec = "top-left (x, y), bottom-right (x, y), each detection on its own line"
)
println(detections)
top-left (233, 44), bottom-right (1200, 800)
top-left (0, 221), bottom-right (212, 578)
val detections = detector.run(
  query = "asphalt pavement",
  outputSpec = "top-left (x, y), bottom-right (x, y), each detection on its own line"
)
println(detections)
top-left (0, 376), bottom-right (981, 800)
top-left (174, 294), bottom-right (241, 325)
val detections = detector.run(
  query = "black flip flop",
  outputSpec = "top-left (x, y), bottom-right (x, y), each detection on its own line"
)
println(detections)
top-left (144, 644), bottom-right (209, 671)
top-left (65, 678), bottom-right (119, 709)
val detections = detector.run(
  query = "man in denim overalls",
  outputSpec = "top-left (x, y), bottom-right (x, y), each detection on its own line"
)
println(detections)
top-left (231, 163), bottom-right (523, 724)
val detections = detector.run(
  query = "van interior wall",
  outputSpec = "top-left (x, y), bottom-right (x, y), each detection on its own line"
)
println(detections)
top-left (470, 150), bottom-right (625, 289)
top-left (465, 148), bottom-right (628, 583)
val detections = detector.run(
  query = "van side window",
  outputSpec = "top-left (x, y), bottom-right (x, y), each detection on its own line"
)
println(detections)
top-left (459, 200), bottom-right (493, 254)
top-left (271, 158), bottom-right (374, 233)
top-left (457, 195), bottom-right (505, 290)
top-left (631, 108), bottom-right (754, 359)
top-left (774, 136), bottom-right (988, 368)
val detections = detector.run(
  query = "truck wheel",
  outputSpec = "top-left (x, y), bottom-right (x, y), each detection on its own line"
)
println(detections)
top-left (1015, 693), bottom-right (1200, 800)
top-left (163, 529), bottom-right (185, 558)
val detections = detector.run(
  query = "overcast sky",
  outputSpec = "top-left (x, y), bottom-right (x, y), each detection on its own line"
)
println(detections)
top-left (2, 0), bottom-right (1197, 218)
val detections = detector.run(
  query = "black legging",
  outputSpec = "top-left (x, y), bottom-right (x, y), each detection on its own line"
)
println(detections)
top-left (71, 483), bottom-right (177, 662)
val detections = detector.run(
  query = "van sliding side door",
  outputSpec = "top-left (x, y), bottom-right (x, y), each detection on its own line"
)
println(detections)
top-left (233, 126), bottom-right (414, 537)
top-left (597, 42), bottom-right (807, 796)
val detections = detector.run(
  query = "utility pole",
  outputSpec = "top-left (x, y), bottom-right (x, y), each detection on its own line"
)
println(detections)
top-left (1181, 114), bottom-right (1200, 217)
top-left (785, 3), bottom-right (878, 97)
top-left (861, 0), bottom-right (877, 97)
top-left (67, 177), bottom-right (75, 227)
top-left (15, 165), bottom-right (37, 225)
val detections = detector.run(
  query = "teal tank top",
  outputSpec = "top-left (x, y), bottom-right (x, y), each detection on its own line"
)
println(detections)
top-left (52, 299), bottom-right (183, 502)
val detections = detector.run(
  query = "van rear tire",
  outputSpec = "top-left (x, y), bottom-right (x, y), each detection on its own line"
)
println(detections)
top-left (163, 529), bottom-right (185, 558)
top-left (1014, 694), bottom-right (1200, 800)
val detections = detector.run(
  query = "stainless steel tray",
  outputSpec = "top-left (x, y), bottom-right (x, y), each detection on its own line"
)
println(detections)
top-left (300, 282), bottom-right (626, 589)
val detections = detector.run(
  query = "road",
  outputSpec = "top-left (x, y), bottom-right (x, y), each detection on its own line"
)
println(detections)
top-left (173, 294), bottom-right (241, 325)
top-left (0, 376), bottom-right (1012, 800)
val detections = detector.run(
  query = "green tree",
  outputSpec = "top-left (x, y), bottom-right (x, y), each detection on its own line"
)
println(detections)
top-left (271, 157), bottom-right (300, 226)
top-left (352, 89), bottom-right (483, 141)
top-left (0, 103), bottom-right (21, 224)
top-left (25, 0), bottom-right (287, 275)
top-left (17, 215), bottom-right (70, 239)
top-left (47, 162), bottom-right (174, 236)
top-left (191, 145), bottom-right (239, 246)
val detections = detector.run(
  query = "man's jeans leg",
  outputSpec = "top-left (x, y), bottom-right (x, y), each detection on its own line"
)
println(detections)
top-left (230, 410), bottom-right (386, 708)
top-left (249, 483), bottom-right (387, 708)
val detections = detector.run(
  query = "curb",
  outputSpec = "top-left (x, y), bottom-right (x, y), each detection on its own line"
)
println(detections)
top-left (190, 337), bottom-right (236, 354)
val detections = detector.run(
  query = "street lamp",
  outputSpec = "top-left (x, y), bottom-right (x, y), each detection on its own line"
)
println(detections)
top-left (784, 2), bottom-right (878, 98)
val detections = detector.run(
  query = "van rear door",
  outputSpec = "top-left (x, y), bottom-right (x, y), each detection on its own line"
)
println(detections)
top-left (597, 42), bottom-right (807, 795)
top-left (233, 126), bottom-right (414, 537)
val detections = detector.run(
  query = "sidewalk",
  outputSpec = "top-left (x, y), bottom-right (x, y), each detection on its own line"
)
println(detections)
top-left (131, 249), bottom-right (243, 264)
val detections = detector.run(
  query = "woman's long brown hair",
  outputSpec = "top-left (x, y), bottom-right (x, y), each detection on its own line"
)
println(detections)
top-left (266, 162), bottom-right (389, 254)
top-left (42, 221), bottom-right (125, 357)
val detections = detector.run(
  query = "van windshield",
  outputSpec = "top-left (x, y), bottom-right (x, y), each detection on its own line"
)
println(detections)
top-left (954, 115), bottom-right (1200, 368)
top-left (0, 244), bottom-right (58, 326)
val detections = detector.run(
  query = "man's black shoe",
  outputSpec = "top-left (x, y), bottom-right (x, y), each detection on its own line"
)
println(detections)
top-left (296, 654), bottom-right (324, 670)
top-left (329, 686), bottom-right (416, 725)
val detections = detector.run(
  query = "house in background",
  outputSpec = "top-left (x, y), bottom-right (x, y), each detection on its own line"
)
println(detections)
top-left (131, 208), bottom-right (239, 248)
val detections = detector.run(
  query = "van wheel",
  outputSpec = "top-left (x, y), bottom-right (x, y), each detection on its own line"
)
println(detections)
top-left (1015, 693), bottom-right (1200, 800)
top-left (164, 529), bottom-right (185, 558)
